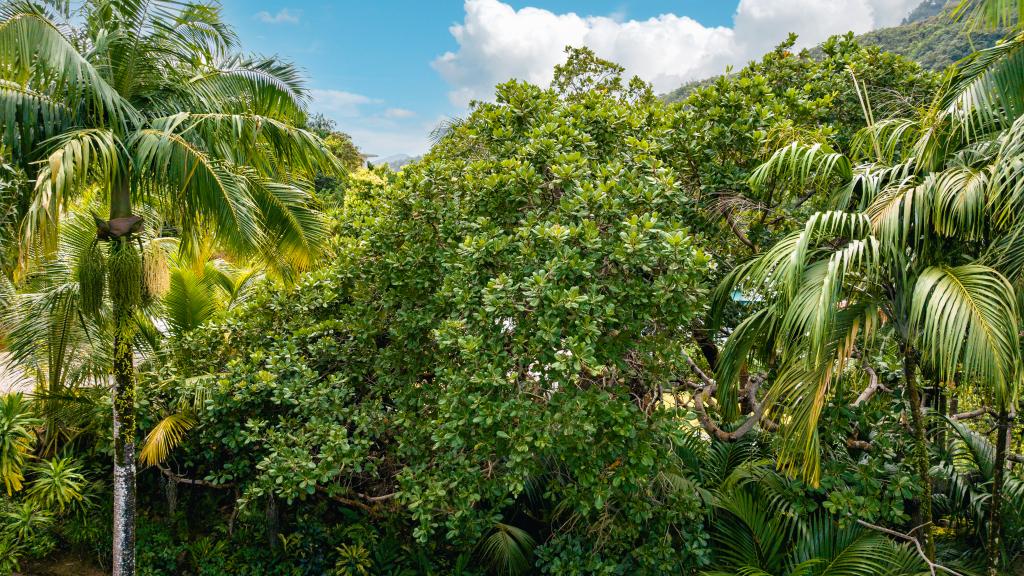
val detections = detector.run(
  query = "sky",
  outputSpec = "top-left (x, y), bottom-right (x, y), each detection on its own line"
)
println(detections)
top-left (221, 0), bottom-right (922, 158)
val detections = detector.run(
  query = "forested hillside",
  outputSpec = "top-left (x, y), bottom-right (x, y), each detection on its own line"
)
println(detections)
top-left (663, 0), bottom-right (1006, 104)
top-left (857, 0), bottom-right (1007, 69)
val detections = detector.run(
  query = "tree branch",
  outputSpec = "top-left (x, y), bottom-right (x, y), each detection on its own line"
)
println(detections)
top-left (855, 520), bottom-right (963, 576)
top-left (317, 487), bottom-right (398, 514)
top-left (158, 465), bottom-right (232, 489)
top-left (686, 356), bottom-right (764, 441)
top-left (950, 407), bottom-right (993, 421)
top-left (724, 210), bottom-right (756, 251)
top-left (853, 364), bottom-right (890, 406)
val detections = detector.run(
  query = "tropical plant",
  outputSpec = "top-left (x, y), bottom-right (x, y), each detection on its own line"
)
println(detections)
top-left (704, 496), bottom-right (924, 576)
top-left (0, 535), bottom-right (20, 576)
top-left (0, 393), bottom-right (38, 495)
top-left (26, 455), bottom-right (88, 514)
top-left (475, 522), bottom-right (537, 576)
top-left (0, 500), bottom-right (55, 556)
top-left (1, 210), bottom-right (121, 451)
top-left (932, 417), bottom-right (1024, 563)
top-left (718, 27), bottom-right (1024, 572)
top-left (0, 2), bottom-right (338, 573)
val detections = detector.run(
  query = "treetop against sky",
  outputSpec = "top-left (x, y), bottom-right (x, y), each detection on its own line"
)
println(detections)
top-left (227, 0), bottom-right (921, 156)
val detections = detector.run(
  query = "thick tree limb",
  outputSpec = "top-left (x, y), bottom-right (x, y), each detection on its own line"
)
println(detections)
top-left (950, 407), bottom-right (993, 421)
top-left (686, 356), bottom-right (765, 442)
top-left (853, 365), bottom-right (890, 406)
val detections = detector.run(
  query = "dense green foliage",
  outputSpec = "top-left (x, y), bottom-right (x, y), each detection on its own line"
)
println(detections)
top-left (2, 1), bottom-right (1023, 575)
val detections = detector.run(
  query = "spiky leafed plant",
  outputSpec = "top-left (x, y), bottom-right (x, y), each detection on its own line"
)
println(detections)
top-left (0, 393), bottom-right (39, 495)
top-left (26, 455), bottom-right (88, 514)
top-left (0, 2), bottom-right (337, 573)
top-left (716, 32), bottom-right (1024, 567)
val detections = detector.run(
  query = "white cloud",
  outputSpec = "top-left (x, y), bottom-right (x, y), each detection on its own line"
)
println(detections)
top-left (310, 89), bottom-right (378, 118)
top-left (308, 91), bottom-right (425, 156)
top-left (732, 0), bottom-right (919, 56)
top-left (433, 0), bottom-right (919, 106)
top-left (346, 127), bottom-right (430, 160)
top-left (255, 8), bottom-right (300, 24)
top-left (384, 108), bottom-right (417, 119)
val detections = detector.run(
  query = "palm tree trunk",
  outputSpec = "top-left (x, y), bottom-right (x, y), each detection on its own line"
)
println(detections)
top-left (903, 349), bottom-right (935, 561)
top-left (112, 308), bottom-right (136, 576)
top-left (110, 180), bottom-right (137, 576)
top-left (987, 407), bottom-right (1009, 576)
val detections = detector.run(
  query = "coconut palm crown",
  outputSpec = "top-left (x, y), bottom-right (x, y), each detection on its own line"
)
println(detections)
top-left (0, 1), bottom-right (339, 574)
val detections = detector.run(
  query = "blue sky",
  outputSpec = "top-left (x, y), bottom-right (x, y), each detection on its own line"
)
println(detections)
top-left (221, 1), bottom-right (919, 157)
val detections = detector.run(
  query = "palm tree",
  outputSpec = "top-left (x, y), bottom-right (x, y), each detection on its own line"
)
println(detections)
top-left (702, 458), bottom-right (929, 576)
top-left (0, 2), bottom-right (337, 573)
top-left (933, 416), bottom-right (1024, 562)
top-left (716, 32), bottom-right (1024, 568)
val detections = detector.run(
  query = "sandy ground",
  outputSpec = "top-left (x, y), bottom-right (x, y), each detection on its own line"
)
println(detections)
top-left (0, 351), bottom-right (33, 395)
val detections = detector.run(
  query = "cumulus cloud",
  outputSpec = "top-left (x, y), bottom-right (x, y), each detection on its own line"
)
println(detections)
top-left (255, 8), bottom-right (300, 24)
top-left (384, 108), bottom-right (417, 119)
top-left (433, 0), bottom-right (919, 106)
top-left (310, 89), bottom-right (378, 118)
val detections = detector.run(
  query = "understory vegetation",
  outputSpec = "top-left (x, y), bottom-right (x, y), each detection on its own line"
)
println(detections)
top-left (1, 0), bottom-right (1024, 575)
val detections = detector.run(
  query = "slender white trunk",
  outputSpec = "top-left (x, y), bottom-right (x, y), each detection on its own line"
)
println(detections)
top-left (112, 423), bottom-right (136, 575)
top-left (112, 302), bottom-right (136, 576)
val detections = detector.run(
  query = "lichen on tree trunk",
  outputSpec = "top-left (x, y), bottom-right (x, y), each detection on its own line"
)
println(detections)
top-left (112, 299), bottom-right (137, 576)
top-left (903, 349), bottom-right (935, 561)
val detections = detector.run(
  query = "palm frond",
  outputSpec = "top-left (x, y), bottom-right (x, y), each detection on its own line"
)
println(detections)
top-left (749, 142), bottom-right (852, 207)
top-left (911, 265), bottom-right (1020, 410)
top-left (475, 522), bottom-right (536, 576)
top-left (131, 128), bottom-right (263, 256)
top-left (189, 55), bottom-right (308, 121)
top-left (0, 2), bottom-right (139, 129)
top-left (139, 412), bottom-right (194, 468)
top-left (162, 266), bottom-right (220, 337)
top-left (944, 33), bottom-right (1024, 136)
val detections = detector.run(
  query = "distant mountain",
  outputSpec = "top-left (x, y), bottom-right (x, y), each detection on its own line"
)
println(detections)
top-left (902, 0), bottom-right (947, 23)
top-left (856, 0), bottom-right (1006, 70)
top-left (662, 0), bottom-right (1007, 104)
top-left (372, 154), bottom-right (419, 170)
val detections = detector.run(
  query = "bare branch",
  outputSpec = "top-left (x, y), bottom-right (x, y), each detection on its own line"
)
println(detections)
top-left (724, 210), bottom-right (756, 250)
top-left (686, 356), bottom-right (764, 441)
top-left (685, 355), bottom-right (715, 388)
top-left (158, 465), bottom-right (232, 489)
top-left (950, 407), bottom-right (993, 421)
top-left (853, 364), bottom-right (891, 406)
top-left (317, 487), bottom-right (397, 514)
top-left (855, 520), bottom-right (963, 576)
